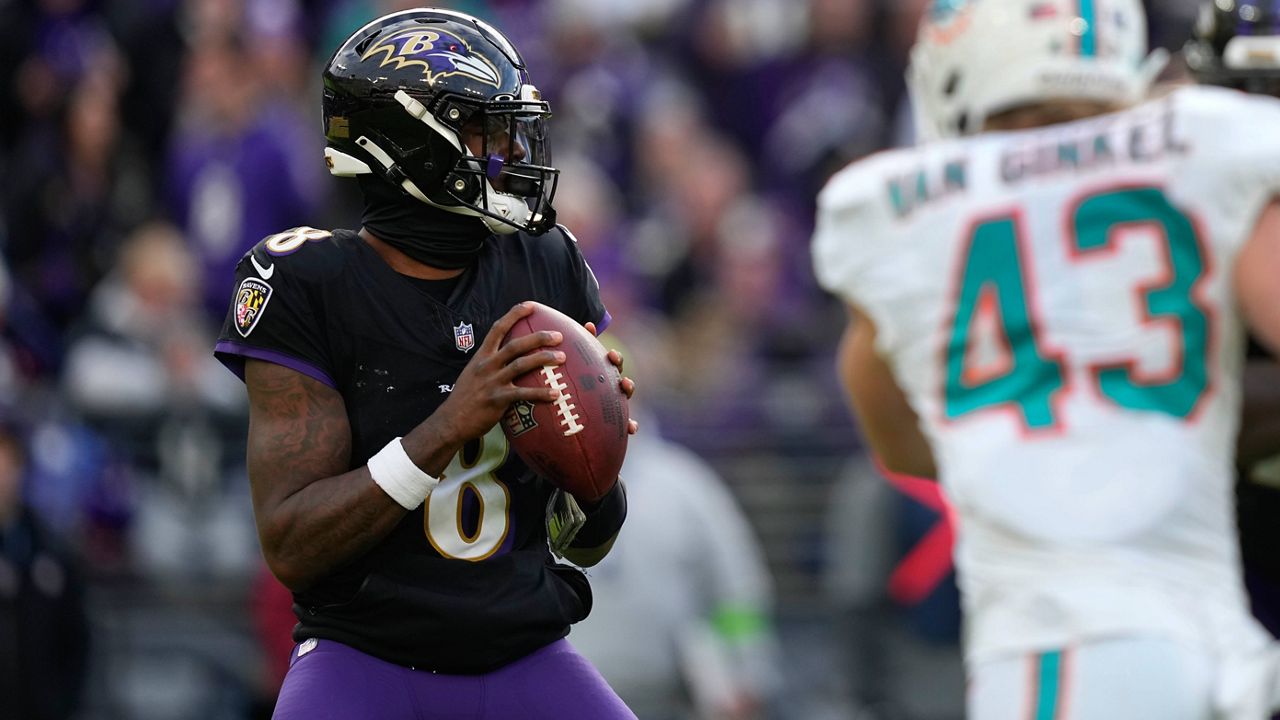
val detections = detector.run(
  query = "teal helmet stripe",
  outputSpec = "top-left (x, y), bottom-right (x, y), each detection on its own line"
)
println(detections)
top-left (1078, 0), bottom-right (1098, 56)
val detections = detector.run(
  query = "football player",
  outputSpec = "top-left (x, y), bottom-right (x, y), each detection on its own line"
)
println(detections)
top-left (213, 9), bottom-right (637, 720)
top-left (812, 0), bottom-right (1280, 717)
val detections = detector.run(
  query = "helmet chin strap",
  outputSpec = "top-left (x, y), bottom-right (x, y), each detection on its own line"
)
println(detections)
top-left (345, 135), bottom-right (533, 235)
top-left (439, 169), bottom-right (540, 236)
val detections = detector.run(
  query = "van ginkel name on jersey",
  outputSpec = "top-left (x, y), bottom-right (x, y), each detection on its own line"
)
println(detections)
top-left (887, 101), bottom-right (1191, 221)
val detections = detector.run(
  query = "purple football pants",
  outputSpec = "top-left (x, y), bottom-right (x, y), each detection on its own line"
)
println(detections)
top-left (272, 638), bottom-right (637, 720)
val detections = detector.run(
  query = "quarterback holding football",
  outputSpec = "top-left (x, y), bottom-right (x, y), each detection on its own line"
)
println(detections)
top-left (215, 8), bottom-right (637, 719)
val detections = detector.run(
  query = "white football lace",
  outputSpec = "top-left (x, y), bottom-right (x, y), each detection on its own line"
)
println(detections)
top-left (540, 366), bottom-right (583, 436)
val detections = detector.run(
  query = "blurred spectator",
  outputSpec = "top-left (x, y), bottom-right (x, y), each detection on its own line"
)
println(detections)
top-left (571, 416), bottom-right (783, 720)
top-left (571, 335), bottom-right (783, 720)
top-left (181, 0), bottom-right (246, 43)
top-left (244, 0), bottom-right (332, 224)
top-left (682, 0), bottom-right (809, 151)
top-left (761, 0), bottom-right (886, 212)
top-left (0, 256), bottom-right (63, 406)
top-left (61, 221), bottom-right (250, 580)
top-left (631, 123), bottom-right (753, 318)
top-left (166, 32), bottom-right (316, 318)
top-left (530, 0), bottom-right (664, 195)
top-left (550, 151), bottom-right (634, 296)
top-left (824, 459), bottom-right (964, 720)
top-left (546, 0), bottom-right (690, 35)
top-left (13, 0), bottom-right (126, 131)
top-left (0, 419), bottom-right (90, 720)
top-left (628, 78), bottom-right (711, 218)
top-left (628, 120), bottom-right (834, 442)
top-left (6, 76), bottom-right (152, 329)
top-left (4, 0), bottom-right (132, 327)
top-left (0, 252), bottom-right (124, 565)
top-left (109, 0), bottom-right (188, 170)
top-left (24, 417), bottom-right (133, 573)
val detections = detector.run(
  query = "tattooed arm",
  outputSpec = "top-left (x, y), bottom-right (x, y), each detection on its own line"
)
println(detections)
top-left (245, 359), bottom-right (409, 591)
top-left (246, 302), bottom-right (567, 591)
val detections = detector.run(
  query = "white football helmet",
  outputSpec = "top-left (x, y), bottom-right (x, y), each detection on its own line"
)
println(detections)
top-left (909, 0), bottom-right (1157, 140)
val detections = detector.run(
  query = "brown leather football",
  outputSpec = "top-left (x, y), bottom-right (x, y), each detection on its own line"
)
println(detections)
top-left (500, 302), bottom-right (629, 502)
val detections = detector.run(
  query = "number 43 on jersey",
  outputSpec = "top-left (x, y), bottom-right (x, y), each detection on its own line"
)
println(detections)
top-left (944, 186), bottom-right (1211, 429)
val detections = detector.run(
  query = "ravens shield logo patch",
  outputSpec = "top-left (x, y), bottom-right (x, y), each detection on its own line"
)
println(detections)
top-left (235, 278), bottom-right (273, 337)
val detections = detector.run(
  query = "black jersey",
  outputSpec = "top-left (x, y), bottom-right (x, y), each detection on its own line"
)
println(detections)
top-left (214, 226), bottom-right (608, 673)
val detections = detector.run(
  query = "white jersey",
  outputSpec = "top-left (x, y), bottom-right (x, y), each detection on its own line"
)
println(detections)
top-left (813, 86), bottom-right (1280, 665)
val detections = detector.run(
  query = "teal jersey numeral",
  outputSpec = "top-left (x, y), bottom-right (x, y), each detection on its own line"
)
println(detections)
top-left (943, 186), bottom-right (1211, 429)
top-left (1072, 188), bottom-right (1209, 418)
top-left (944, 216), bottom-right (1064, 429)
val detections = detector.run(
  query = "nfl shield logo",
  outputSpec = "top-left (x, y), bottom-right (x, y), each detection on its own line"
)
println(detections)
top-left (503, 400), bottom-right (538, 437)
top-left (454, 322), bottom-right (475, 353)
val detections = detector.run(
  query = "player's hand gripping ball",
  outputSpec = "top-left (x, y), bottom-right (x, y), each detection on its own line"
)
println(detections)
top-left (500, 303), bottom-right (629, 502)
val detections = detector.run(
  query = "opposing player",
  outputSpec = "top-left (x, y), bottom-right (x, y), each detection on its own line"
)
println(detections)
top-left (812, 0), bottom-right (1280, 717)
top-left (214, 9), bottom-right (636, 719)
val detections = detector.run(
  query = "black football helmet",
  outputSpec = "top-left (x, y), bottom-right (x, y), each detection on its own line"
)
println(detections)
top-left (1185, 0), bottom-right (1280, 95)
top-left (322, 8), bottom-right (558, 234)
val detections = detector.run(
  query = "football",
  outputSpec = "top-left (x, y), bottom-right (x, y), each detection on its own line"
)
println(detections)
top-left (501, 303), bottom-right (629, 502)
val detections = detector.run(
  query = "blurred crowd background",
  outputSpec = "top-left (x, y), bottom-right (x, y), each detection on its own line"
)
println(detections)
top-left (0, 0), bottom-right (1209, 718)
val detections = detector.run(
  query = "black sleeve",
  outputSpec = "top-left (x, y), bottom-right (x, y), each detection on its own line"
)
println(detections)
top-left (213, 242), bottom-right (335, 388)
top-left (553, 226), bottom-right (610, 333)
top-left (569, 479), bottom-right (627, 548)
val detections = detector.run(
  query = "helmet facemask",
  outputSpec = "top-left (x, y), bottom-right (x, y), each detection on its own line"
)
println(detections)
top-left (444, 96), bottom-right (559, 235)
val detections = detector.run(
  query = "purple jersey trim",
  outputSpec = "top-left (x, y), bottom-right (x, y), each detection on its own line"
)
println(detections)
top-left (214, 340), bottom-right (337, 389)
top-left (596, 310), bottom-right (612, 335)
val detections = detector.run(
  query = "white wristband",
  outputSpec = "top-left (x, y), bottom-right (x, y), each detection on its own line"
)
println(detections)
top-left (368, 437), bottom-right (440, 510)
